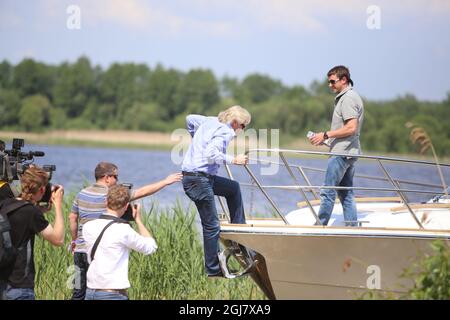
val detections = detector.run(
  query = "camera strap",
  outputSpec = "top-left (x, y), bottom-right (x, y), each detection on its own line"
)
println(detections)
top-left (90, 215), bottom-right (129, 262)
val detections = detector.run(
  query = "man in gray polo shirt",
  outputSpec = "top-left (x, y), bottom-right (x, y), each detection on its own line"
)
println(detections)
top-left (309, 65), bottom-right (364, 226)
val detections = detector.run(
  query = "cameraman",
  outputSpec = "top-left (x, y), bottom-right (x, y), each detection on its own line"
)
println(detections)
top-left (68, 161), bottom-right (181, 300)
top-left (83, 185), bottom-right (157, 300)
top-left (0, 166), bottom-right (64, 300)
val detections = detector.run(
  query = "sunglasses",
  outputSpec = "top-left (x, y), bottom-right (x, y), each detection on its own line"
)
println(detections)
top-left (109, 174), bottom-right (118, 180)
top-left (328, 78), bottom-right (341, 85)
top-left (240, 123), bottom-right (246, 130)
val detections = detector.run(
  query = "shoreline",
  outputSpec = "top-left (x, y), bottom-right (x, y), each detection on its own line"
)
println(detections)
top-left (0, 130), bottom-right (179, 150)
top-left (1, 129), bottom-right (448, 162)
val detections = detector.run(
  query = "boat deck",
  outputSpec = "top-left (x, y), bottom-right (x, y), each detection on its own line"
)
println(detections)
top-left (220, 197), bottom-right (450, 235)
top-left (286, 197), bottom-right (450, 230)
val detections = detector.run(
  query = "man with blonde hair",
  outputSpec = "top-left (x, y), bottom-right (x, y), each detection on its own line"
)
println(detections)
top-left (83, 185), bottom-right (157, 300)
top-left (181, 105), bottom-right (251, 277)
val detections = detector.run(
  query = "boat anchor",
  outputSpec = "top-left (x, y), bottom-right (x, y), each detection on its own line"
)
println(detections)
top-left (218, 244), bottom-right (258, 279)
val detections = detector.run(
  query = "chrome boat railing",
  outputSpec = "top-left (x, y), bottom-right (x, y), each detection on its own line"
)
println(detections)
top-left (220, 149), bottom-right (450, 229)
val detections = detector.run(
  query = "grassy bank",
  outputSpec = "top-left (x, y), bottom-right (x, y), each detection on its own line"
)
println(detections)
top-left (34, 196), bottom-right (265, 300)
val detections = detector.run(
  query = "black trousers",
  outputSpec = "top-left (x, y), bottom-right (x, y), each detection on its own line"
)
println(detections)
top-left (71, 252), bottom-right (89, 300)
top-left (0, 280), bottom-right (6, 300)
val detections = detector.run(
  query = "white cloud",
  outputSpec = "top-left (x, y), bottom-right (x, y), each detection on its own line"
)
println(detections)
top-left (93, 0), bottom-right (151, 29)
top-left (187, 0), bottom-right (450, 34)
top-left (38, 0), bottom-right (450, 36)
top-left (189, 0), bottom-right (369, 33)
top-left (54, 0), bottom-right (236, 36)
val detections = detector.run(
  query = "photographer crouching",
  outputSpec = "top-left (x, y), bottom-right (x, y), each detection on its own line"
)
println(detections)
top-left (68, 161), bottom-right (181, 300)
top-left (83, 185), bottom-right (157, 300)
top-left (0, 166), bottom-right (65, 300)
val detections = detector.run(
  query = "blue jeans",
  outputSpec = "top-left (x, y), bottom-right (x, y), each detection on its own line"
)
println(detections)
top-left (318, 156), bottom-right (358, 226)
top-left (85, 288), bottom-right (128, 300)
top-left (4, 285), bottom-right (35, 300)
top-left (182, 174), bottom-right (246, 275)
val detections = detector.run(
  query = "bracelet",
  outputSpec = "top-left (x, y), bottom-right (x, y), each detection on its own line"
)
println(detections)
top-left (323, 131), bottom-right (329, 139)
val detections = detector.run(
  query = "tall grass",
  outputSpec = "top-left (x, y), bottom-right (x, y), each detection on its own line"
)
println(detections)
top-left (402, 240), bottom-right (449, 299)
top-left (33, 194), bottom-right (265, 300)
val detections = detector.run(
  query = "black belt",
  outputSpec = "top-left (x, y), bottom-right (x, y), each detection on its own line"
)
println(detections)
top-left (91, 288), bottom-right (128, 297)
top-left (182, 171), bottom-right (212, 178)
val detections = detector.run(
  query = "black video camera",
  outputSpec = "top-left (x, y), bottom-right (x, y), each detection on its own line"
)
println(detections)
top-left (0, 138), bottom-right (56, 203)
top-left (121, 182), bottom-right (135, 222)
top-left (1, 138), bottom-right (46, 181)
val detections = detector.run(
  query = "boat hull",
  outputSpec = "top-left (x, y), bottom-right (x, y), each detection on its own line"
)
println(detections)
top-left (220, 227), bottom-right (449, 299)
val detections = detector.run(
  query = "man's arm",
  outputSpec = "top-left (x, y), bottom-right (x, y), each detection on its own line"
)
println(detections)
top-left (186, 114), bottom-right (206, 137)
top-left (205, 130), bottom-right (249, 165)
top-left (132, 204), bottom-right (152, 238)
top-left (69, 196), bottom-right (79, 243)
top-left (123, 204), bottom-right (157, 256)
top-left (310, 118), bottom-right (358, 146)
top-left (131, 173), bottom-right (182, 201)
top-left (40, 186), bottom-right (65, 247)
top-left (69, 212), bottom-right (78, 241)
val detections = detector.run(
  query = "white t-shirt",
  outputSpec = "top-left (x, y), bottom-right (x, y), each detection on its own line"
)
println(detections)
top-left (83, 216), bottom-right (157, 289)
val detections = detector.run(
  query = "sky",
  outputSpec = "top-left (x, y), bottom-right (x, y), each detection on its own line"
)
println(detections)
top-left (1, 0), bottom-right (450, 101)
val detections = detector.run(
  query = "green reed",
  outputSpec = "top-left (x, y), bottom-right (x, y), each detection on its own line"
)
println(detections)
top-left (33, 195), bottom-right (265, 300)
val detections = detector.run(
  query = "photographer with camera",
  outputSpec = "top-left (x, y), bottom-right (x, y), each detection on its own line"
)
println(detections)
top-left (82, 185), bottom-right (157, 300)
top-left (0, 166), bottom-right (64, 300)
top-left (69, 161), bottom-right (181, 300)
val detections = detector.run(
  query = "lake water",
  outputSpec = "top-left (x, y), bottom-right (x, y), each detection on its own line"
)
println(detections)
top-left (13, 144), bottom-right (449, 218)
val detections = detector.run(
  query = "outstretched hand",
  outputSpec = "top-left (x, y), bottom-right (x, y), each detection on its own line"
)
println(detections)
top-left (164, 173), bottom-right (183, 185)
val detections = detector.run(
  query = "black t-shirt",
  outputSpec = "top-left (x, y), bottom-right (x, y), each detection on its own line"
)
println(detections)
top-left (4, 199), bottom-right (49, 288)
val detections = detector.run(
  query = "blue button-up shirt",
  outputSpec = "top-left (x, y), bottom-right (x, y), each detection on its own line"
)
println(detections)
top-left (181, 115), bottom-right (235, 175)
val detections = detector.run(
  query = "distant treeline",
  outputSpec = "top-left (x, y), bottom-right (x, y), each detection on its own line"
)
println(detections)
top-left (0, 56), bottom-right (449, 155)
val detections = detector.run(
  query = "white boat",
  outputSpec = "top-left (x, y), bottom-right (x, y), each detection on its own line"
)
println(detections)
top-left (218, 149), bottom-right (450, 300)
